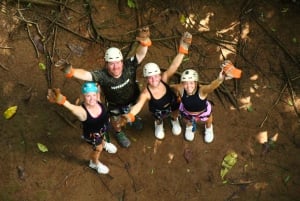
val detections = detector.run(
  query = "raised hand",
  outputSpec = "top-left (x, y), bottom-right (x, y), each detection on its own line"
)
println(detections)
top-left (47, 88), bottom-right (66, 105)
top-left (136, 26), bottom-right (152, 47)
top-left (120, 113), bottom-right (136, 127)
top-left (220, 60), bottom-right (242, 79)
top-left (179, 32), bottom-right (192, 54)
top-left (55, 59), bottom-right (74, 78)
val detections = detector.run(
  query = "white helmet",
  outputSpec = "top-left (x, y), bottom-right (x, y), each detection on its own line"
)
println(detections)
top-left (181, 69), bottom-right (199, 82)
top-left (143, 62), bottom-right (161, 77)
top-left (104, 47), bottom-right (123, 62)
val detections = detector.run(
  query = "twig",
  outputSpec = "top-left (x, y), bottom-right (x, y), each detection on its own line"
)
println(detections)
top-left (0, 63), bottom-right (9, 71)
top-left (17, 0), bottom-right (80, 13)
top-left (26, 23), bottom-right (40, 58)
top-left (116, 154), bottom-right (140, 192)
top-left (84, 0), bottom-right (104, 42)
top-left (41, 14), bottom-right (95, 42)
top-left (98, 175), bottom-right (115, 197)
top-left (218, 84), bottom-right (240, 110)
top-left (17, 9), bottom-right (41, 58)
top-left (250, 12), bottom-right (300, 70)
top-left (0, 46), bottom-right (13, 49)
top-left (134, 0), bottom-right (142, 27)
top-left (214, 88), bottom-right (226, 109)
top-left (259, 83), bottom-right (287, 128)
top-left (54, 110), bottom-right (79, 130)
top-left (280, 62), bottom-right (300, 118)
top-left (17, 9), bottom-right (44, 37)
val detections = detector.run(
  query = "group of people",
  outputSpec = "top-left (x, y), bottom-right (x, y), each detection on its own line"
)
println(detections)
top-left (47, 26), bottom-right (241, 174)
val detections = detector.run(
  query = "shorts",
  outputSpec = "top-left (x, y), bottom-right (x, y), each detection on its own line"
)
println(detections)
top-left (179, 101), bottom-right (212, 122)
top-left (81, 132), bottom-right (104, 147)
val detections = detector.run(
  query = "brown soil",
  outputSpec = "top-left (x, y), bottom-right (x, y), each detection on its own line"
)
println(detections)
top-left (1, 1), bottom-right (300, 201)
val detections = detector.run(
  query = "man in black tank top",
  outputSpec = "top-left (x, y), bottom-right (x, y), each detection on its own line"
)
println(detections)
top-left (55, 27), bottom-right (151, 148)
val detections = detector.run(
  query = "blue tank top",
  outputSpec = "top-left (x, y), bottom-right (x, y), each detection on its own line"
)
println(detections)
top-left (181, 86), bottom-right (207, 112)
top-left (81, 102), bottom-right (109, 138)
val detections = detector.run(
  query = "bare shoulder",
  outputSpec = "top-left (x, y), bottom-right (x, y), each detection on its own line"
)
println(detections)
top-left (140, 87), bottom-right (151, 100)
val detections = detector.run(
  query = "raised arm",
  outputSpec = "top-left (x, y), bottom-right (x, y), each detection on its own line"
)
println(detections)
top-left (129, 90), bottom-right (150, 116)
top-left (199, 71), bottom-right (225, 98)
top-left (162, 32), bottom-right (192, 82)
top-left (135, 26), bottom-right (151, 64)
top-left (55, 59), bottom-right (93, 81)
top-left (47, 88), bottom-right (87, 121)
top-left (120, 89), bottom-right (150, 124)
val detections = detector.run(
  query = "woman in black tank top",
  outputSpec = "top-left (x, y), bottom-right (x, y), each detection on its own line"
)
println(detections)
top-left (47, 82), bottom-right (117, 174)
top-left (172, 69), bottom-right (226, 143)
top-left (121, 32), bottom-right (192, 140)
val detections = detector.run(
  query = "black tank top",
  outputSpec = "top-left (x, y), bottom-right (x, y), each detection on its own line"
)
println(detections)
top-left (81, 102), bottom-right (109, 138)
top-left (181, 86), bottom-right (207, 112)
top-left (147, 81), bottom-right (177, 113)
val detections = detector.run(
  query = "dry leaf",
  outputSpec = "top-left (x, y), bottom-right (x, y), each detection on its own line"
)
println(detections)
top-left (183, 148), bottom-right (193, 163)
top-left (256, 131), bottom-right (268, 144)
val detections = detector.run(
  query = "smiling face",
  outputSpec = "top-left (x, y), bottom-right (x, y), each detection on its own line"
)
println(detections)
top-left (83, 92), bottom-right (98, 106)
top-left (182, 81), bottom-right (197, 95)
top-left (107, 60), bottom-right (123, 78)
top-left (147, 74), bottom-right (161, 87)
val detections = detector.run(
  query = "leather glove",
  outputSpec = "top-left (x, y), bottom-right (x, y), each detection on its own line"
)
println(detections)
top-left (179, 32), bottom-right (192, 54)
top-left (136, 26), bottom-right (152, 47)
top-left (218, 70), bottom-right (226, 82)
top-left (120, 113), bottom-right (136, 127)
top-left (119, 115), bottom-right (129, 127)
top-left (47, 88), bottom-right (66, 105)
top-left (55, 59), bottom-right (74, 78)
top-left (220, 60), bottom-right (242, 79)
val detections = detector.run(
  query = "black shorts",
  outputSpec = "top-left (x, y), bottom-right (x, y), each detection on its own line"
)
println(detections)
top-left (82, 133), bottom-right (104, 147)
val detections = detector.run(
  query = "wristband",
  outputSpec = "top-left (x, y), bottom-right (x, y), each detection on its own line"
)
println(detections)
top-left (65, 68), bottom-right (74, 78)
top-left (57, 95), bottom-right (66, 105)
top-left (179, 46), bottom-right (188, 54)
top-left (127, 113), bottom-right (135, 122)
top-left (140, 39), bottom-right (152, 47)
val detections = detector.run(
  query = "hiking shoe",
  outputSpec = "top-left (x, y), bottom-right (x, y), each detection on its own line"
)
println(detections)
top-left (154, 121), bottom-right (165, 140)
top-left (204, 124), bottom-right (214, 143)
top-left (128, 116), bottom-right (143, 130)
top-left (103, 142), bottom-right (117, 154)
top-left (171, 118), bottom-right (182, 135)
top-left (185, 125), bottom-right (195, 141)
top-left (89, 160), bottom-right (109, 174)
top-left (116, 131), bottom-right (131, 148)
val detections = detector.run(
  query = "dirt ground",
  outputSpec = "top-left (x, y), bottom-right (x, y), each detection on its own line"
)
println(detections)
top-left (1, 0), bottom-right (300, 201)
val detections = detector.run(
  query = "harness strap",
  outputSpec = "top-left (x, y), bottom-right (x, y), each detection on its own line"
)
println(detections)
top-left (154, 107), bottom-right (172, 120)
top-left (179, 101), bottom-right (212, 122)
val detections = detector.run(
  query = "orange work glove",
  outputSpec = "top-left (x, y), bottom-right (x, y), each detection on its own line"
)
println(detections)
top-left (220, 60), bottom-right (242, 79)
top-left (136, 26), bottom-right (152, 47)
top-left (179, 32), bottom-right (192, 54)
top-left (55, 59), bottom-right (74, 78)
top-left (47, 88), bottom-right (66, 105)
top-left (120, 113), bottom-right (135, 127)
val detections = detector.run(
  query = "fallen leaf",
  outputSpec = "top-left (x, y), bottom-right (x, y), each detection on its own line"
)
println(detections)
top-left (37, 143), bottom-right (48, 152)
top-left (183, 148), bottom-right (193, 163)
top-left (270, 133), bottom-right (279, 142)
top-left (256, 131), bottom-right (268, 144)
top-left (39, 63), bottom-right (46, 70)
top-left (220, 151), bottom-right (238, 180)
top-left (3, 106), bottom-right (18, 119)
